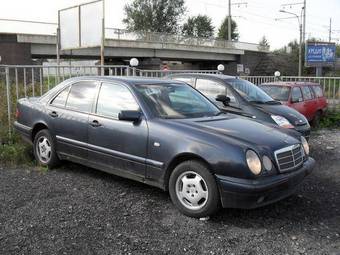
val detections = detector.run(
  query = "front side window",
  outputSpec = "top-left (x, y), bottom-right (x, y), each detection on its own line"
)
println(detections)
top-left (135, 83), bottom-right (219, 119)
top-left (227, 79), bottom-right (273, 103)
top-left (66, 82), bottom-right (97, 112)
top-left (301, 86), bottom-right (313, 100)
top-left (195, 79), bottom-right (226, 102)
top-left (50, 86), bottom-right (69, 107)
top-left (173, 77), bottom-right (195, 87)
top-left (96, 83), bottom-right (139, 118)
top-left (291, 87), bottom-right (303, 102)
top-left (259, 85), bottom-right (291, 101)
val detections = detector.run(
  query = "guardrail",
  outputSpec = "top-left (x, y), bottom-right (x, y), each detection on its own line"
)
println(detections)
top-left (1, 67), bottom-right (339, 139)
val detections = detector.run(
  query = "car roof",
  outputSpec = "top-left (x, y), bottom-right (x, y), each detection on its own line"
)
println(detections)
top-left (167, 73), bottom-right (236, 80)
top-left (260, 81), bottom-right (321, 87)
top-left (63, 76), bottom-right (184, 86)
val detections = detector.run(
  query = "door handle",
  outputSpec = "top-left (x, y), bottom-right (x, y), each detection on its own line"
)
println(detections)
top-left (90, 120), bottom-right (102, 127)
top-left (49, 111), bottom-right (58, 118)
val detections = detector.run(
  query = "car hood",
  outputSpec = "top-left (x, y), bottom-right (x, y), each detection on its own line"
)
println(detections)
top-left (253, 103), bottom-right (308, 126)
top-left (172, 115), bottom-right (300, 151)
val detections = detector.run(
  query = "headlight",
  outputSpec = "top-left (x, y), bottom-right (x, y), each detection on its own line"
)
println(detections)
top-left (271, 115), bottom-right (294, 129)
top-left (246, 150), bottom-right (262, 175)
top-left (301, 136), bottom-right (309, 155)
top-left (262, 155), bottom-right (273, 171)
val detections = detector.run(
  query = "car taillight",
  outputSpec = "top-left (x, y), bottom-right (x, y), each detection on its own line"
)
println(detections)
top-left (15, 108), bottom-right (20, 119)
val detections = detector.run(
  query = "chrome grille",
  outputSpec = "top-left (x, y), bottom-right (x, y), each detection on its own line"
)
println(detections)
top-left (274, 144), bottom-right (304, 173)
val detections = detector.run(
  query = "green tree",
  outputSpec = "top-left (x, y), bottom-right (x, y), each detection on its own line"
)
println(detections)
top-left (258, 36), bottom-right (270, 50)
top-left (217, 17), bottom-right (239, 41)
top-left (182, 15), bottom-right (214, 38)
top-left (123, 0), bottom-right (186, 33)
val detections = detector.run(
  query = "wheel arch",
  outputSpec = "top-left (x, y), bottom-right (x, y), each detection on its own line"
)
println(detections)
top-left (31, 122), bottom-right (49, 141)
top-left (163, 153), bottom-right (213, 191)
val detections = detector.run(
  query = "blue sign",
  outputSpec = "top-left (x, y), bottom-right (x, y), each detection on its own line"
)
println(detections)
top-left (306, 43), bottom-right (336, 66)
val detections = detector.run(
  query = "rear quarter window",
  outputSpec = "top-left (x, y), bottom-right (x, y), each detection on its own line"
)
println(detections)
top-left (311, 86), bottom-right (324, 98)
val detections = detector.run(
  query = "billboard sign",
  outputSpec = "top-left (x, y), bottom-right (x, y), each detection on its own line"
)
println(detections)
top-left (306, 42), bottom-right (336, 67)
top-left (58, 0), bottom-right (104, 50)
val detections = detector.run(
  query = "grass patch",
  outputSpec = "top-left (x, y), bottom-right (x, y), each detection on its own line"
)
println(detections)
top-left (319, 112), bottom-right (340, 129)
top-left (0, 141), bottom-right (34, 166)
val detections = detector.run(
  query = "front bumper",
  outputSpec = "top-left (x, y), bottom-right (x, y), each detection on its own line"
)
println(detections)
top-left (216, 157), bottom-right (315, 209)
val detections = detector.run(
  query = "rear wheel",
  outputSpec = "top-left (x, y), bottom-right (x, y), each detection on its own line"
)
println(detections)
top-left (311, 111), bottom-right (322, 128)
top-left (169, 160), bottom-right (220, 218)
top-left (33, 129), bottom-right (60, 168)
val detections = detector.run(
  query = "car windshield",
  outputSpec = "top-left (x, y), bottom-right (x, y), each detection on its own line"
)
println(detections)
top-left (225, 78), bottom-right (274, 103)
top-left (135, 83), bottom-right (220, 119)
top-left (259, 85), bottom-right (291, 101)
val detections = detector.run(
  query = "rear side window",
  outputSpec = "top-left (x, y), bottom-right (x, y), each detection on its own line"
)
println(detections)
top-left (50, 87), bottom-right (69, 107)
top-left (301, 86), bottom-right (313, 100)
top-left (66, 82), bottom-right (97, 112)
top-left (173, 77), bottom-right (195, 87)
top-left (312, 86), bottom-right (324, 98)
top-left (96, 83), bottom-right (139, 118)
top-left (291, 87), bottom-right (303, 102)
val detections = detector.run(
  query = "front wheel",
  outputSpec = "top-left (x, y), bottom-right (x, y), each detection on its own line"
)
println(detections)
top-left (169, 160), bottom-right (220, 218)
top-left (33, 129), bottom-right (60, 168)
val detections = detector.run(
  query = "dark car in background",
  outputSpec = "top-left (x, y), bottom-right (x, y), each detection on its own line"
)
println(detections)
top-left (259, 82), bottom-right (328, 126)
top-left (168, 74), bottom-right (311, 139)
top-left (14, 77), bottom-right (314, 217)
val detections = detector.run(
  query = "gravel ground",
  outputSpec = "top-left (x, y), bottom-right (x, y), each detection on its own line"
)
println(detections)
top-left (0, 130), bottom-right (339, 255)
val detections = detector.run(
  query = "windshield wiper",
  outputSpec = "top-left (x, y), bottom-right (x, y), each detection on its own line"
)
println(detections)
top-left (249, 100), bottom-right (265, 104)
top-left (264, 100), bottom-right (281, 105)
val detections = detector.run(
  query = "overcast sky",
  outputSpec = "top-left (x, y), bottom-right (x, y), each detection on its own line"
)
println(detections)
top-left (0, 0), bottom-right (339, 49)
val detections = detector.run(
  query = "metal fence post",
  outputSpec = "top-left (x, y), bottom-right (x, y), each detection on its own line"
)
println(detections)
top-left (5, 67), bottom-right (11, 138)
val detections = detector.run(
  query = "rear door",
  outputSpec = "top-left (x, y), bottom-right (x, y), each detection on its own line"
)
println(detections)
top-left (47, 81), bottom-right (98, 160)
top-left (87, 82), bottom-right (148, 179)
top-left (195, 78), bottom-right (244, 115)
top-left (290, 87), bottom-right (306, 116)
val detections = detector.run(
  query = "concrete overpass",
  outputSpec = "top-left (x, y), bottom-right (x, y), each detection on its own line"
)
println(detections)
top-left (0, 29), bottom-right (268, 72)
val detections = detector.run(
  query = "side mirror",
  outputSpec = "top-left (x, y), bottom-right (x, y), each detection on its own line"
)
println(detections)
top-left (118, 110), bottom-right (141, 122)
top-left (216, 94), bottom-right (231, 106)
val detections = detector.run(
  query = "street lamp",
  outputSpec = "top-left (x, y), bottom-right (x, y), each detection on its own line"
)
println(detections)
top-left (279, 9), bottom-right (304, 77)
top-left (129, 58), bottom-right (139, 76)
top-left (217, 64), bottom-right (225, 73)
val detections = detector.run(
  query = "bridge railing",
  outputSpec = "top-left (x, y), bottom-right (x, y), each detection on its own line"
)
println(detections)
top-left (105, 28), bottom-right (265, 52)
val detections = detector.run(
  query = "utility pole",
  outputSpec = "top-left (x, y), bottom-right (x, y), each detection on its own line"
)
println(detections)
top-left (227, 1), bottom-right (247, 41)
top-left (329, 18), bottom-right (332, 42)
top-left (228, 0), bottom-right (231, 41)
top-left (303, 0), bottom-right (306, 42)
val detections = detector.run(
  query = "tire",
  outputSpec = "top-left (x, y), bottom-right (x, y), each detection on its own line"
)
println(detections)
top-left (169, 160), bottom-right (220, 218)
top-left (33, 129), bottom-right (60, 168)
top-left (311, 111), bottom-right (321, 128)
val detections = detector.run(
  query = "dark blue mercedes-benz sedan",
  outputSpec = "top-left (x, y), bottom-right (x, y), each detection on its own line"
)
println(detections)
top-left (14, 76), bottom-right (315, 217)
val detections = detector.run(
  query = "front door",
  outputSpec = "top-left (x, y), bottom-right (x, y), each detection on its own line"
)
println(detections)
top-left (87, 82), bottom-right (148, 179)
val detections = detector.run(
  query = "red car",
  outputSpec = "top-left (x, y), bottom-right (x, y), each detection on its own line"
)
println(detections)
top-left (259, 82), bottom-right (328, 126)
